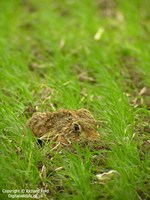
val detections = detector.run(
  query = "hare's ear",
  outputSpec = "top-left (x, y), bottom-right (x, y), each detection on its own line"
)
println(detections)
top-left (47, 109), bottom-right (73, 120)
top-left (77, 109), bottom-right (93, 118)
top-left (77, 109), bottom-right (97, 125)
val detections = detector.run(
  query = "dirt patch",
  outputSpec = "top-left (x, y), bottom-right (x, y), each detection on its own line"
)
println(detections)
top-left (52, 2), bottom-right (71, 17)
top-left (120, 55), bottom-right (150, 110)
top-left (77, 68), bottom-right (96, 84)
top-left (71, 65), bottom-right (96, 84)
top-left (27, 41), bottom-right (54, 77)
top-left (96, 0), bottom-right (116, 17)
top-left (21, 0), bottom-right (38, 13)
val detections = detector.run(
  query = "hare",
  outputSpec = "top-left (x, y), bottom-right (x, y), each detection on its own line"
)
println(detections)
top-left (28, 109), bottom-right (99, 144)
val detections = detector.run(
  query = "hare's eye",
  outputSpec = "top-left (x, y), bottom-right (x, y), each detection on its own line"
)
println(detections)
top-left (73, 123), bottom-right (81, 133)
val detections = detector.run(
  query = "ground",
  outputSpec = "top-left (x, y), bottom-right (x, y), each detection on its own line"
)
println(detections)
top-left (0, 0), bottom-right (150, 199)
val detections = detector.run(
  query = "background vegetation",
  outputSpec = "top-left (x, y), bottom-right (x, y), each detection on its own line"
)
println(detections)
top-left (0, 0), bottom-right (149, 199)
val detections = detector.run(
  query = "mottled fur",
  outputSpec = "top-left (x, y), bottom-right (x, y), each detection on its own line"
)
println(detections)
top-left (28, 109), bottom-right (99, 144)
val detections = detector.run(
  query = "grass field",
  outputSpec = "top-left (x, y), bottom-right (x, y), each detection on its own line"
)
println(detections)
top-left (0, 0), bottom-right (150, 199)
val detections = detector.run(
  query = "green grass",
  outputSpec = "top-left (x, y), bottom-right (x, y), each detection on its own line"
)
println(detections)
top-left (0, 0), bottom-right (149, 199)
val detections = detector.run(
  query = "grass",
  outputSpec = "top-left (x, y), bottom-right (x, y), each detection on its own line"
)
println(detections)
top-left (0, 0), bottom-right (149, 199)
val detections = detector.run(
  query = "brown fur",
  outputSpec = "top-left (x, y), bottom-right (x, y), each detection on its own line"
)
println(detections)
top-left (28, 109), bottom-right (99, 144)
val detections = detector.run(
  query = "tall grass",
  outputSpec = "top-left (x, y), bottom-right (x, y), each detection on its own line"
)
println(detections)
top-left (0, 0), bottom-right (149, 199)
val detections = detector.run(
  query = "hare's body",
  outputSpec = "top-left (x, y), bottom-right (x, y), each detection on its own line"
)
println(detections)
top-left (28, 109), bottom-right (99, 144)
